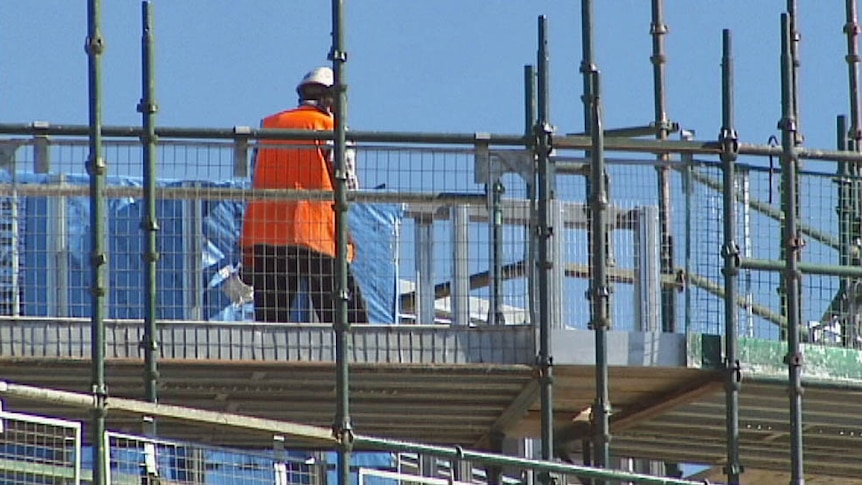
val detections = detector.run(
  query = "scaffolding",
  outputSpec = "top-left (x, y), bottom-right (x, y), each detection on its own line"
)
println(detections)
top-left (4, 1), bottom-right (862, 484)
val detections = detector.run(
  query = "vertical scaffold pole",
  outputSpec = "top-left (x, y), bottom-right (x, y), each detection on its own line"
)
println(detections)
top-left (580, 0), bottom-right (606, 339)
top-left (490, 178), bottom-right (505, 325)
top-left (780, 2), bottom-right (803, 342)
top-left (651, 0), bottom-right (675, 333)
top-left (787, 0), bottom-right (802, 145)
top-left (139, 0), bottom-right (160, 435)
top-left (588, 69), bottom-right (610, 483)
top-left (844, 0), bottom-right (862, 347)
top-left (719, 29), bottom-right (742, 485)
top-left (85, 1), bottom-right (108, 483)
top-left (524, 65), bottom-right (538, 329)
top-left (837, 116), bottom-right (852, 345)
top-left (580, 0), bottom-right (595, 150)
top-left (536, 14), bottom-right (555, 471)
top-left (779, 13), bottom-right (805, 485)
top-left (525, 66), bottom-right (537, 137)
top-left (845, 0), bottom-right (862, 149)
top-left (330, 1), bottom-right (352, 484)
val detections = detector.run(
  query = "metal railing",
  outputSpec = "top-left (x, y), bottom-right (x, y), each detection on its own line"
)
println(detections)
top-left (1, 134), bottom-right (860, 344)
top-left (0, 403), bottom-right (82, 484)
top-left (0, 391), bottom-right (706, 485)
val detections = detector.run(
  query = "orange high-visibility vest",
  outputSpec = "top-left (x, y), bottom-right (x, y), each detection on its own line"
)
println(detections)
top-left (240, 105), bottom-right (354, 261)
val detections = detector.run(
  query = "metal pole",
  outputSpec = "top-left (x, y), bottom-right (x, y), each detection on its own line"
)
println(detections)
top-left (719, 29), bottom-right (742, 485)
top-left (139, 0), bottom-right (159, 436)
top-left (525, 65), bottom-right (538, 330)
top-left (588, 69), bottom-right (610, 480)
top-left (779, 13), bottom-right (805, 484)
top-left (13, 122), bottom-right (862, 162)
top-left (778, 2), bottom-right (803, 342)
top-left (787, 0), bottom-right (802, 146)
top-left (845, 0), bottom-right (860, 146)
top-left (580, 0), bottom-right (595, 148)
top-left (680, 130), bottom-right (695, 333)
top-left (845, 0), bottom-right (862, 148)
top-left (742, 169), bottom-right (754, 338)
top-left (490, 179), bottom-right (506, 325)
top-left (330, 0), bottom-right (352, 484)
top-left (740, 258), bottom-right (862, 278)
top-left (651, 0), bottom-right (676, 334)
top-left (85, 1), bottom-right (108, 483)
top-left (581, 0), bottom-right (602, 344)
top-left (837, 116), bottom-right (854, 347)
top-left (845, 0), bottom-right (862, 347)
top-left (536, 14), bottom-right (555, 470)
top-left (353, 434), bottom-right (705, 485)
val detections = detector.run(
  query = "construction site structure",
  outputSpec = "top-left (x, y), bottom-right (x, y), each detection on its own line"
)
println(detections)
top-left (3, 1), bottom-right (862, 484)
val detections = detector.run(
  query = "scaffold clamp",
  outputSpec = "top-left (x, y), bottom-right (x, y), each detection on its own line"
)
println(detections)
top-left (84, 35), bottom-right (105, 55)
top-left (328, 49), bottom-right (347, 62)
top-left (136, 100), bottom-right (159, 115)
top-left (719, 128), bottom-right (739, 155)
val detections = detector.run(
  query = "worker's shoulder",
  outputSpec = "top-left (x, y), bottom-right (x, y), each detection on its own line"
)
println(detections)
top-left (263, 106), bottom-right (332, 128)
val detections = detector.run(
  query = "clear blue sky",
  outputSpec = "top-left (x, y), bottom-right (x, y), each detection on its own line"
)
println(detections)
top-left (0, 2), bottom-right (854, 154)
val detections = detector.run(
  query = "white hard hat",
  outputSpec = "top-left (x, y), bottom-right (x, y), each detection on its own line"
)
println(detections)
top-left (296, 67), bottom-right (334, 95)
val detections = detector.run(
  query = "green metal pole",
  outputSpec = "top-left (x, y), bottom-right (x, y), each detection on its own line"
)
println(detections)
top-left (524, 66), bottom-right (544, 482)
top-left (330, 1), bottom-right (352, 484)
top-left (580, 0), bottom-right (595, 151)
top-left (845, 0), bottom-right (862, 347)
top-left (581, 0), bottom-right (604, 358)
top-left (681, 130), bottom-right (694, 334)
top-left (787, 0), bottom-right (802, 146)
top-left (525, 65), bottom-right (538, 331)
top-left (352, 434), bottom-right (705, 485)
top-left (651, 0), bottom-right (676, 334)
top-left (779, 13), bottom-right (805, 484)
top-left (525, 66), bottom-right (537, 138)
top-left (139, 0), bottom-right (159, 435)
top-left (778, 2), bottom-right (803, 344)
top-left (719, 29), bottom-right (742, 485)
top-left (490, 180), bottom-right (505, 325)
top-left (845, 0), bottom-right (861, 147)
top-left (536, 14), bottom-right (555, 471)
top-left (589, 69), bottom-right (610, 481)
top-left (14, 122), bottom-right (862, 162)
top-left (740, 258), bottom-right (862, 278)
top-left (85, 1), bottom-right (108, 484)
top-left (837, 116), bottom-right (852, 343)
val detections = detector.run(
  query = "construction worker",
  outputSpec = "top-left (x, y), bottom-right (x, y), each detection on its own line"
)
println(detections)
top-left (240, 66), bottom-right (368, 324)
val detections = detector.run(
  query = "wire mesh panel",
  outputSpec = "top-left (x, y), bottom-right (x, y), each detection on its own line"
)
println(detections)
top-left (361, 145), bottom-right (531, 326)
top-left (3, 130), bottom-right (861, 354)
top-left (106, 432), bottom-right (319, 485)
top-left (380, 451), bottom-right (630, 485)
top-left (0, 406), bottom-right (82, 484)
top-left (554, 153), bottom-right (688, 332)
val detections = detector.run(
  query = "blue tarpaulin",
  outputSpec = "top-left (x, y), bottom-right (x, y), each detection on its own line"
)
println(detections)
top-left (3, 172), bottom-right (400, 324)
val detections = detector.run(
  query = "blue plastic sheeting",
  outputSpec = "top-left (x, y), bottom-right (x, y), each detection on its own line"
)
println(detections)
top-left (3, 172), bottom-right (400, 324)
top-left (82, 445), bottom-right (394, 484)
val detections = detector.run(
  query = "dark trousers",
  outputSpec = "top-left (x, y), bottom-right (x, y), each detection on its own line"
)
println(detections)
top-left (247, 244), bottom-right (368, 324)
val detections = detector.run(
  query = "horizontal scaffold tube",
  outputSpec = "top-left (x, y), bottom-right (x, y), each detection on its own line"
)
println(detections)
top-left (0, 381), bottom-right (336, 445)
top-left (4, 122), bottom-right (862, 163)
top-left (0, 123), bottom-right (527, 146)
top-left (0, 380), bottom-right (703, 485)
top-left (0, 183), bottom-right (486, 205)
top-left (352, 435), bottom-right (707, 485)
top-left (740, 257), bottom-right (862, 278)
